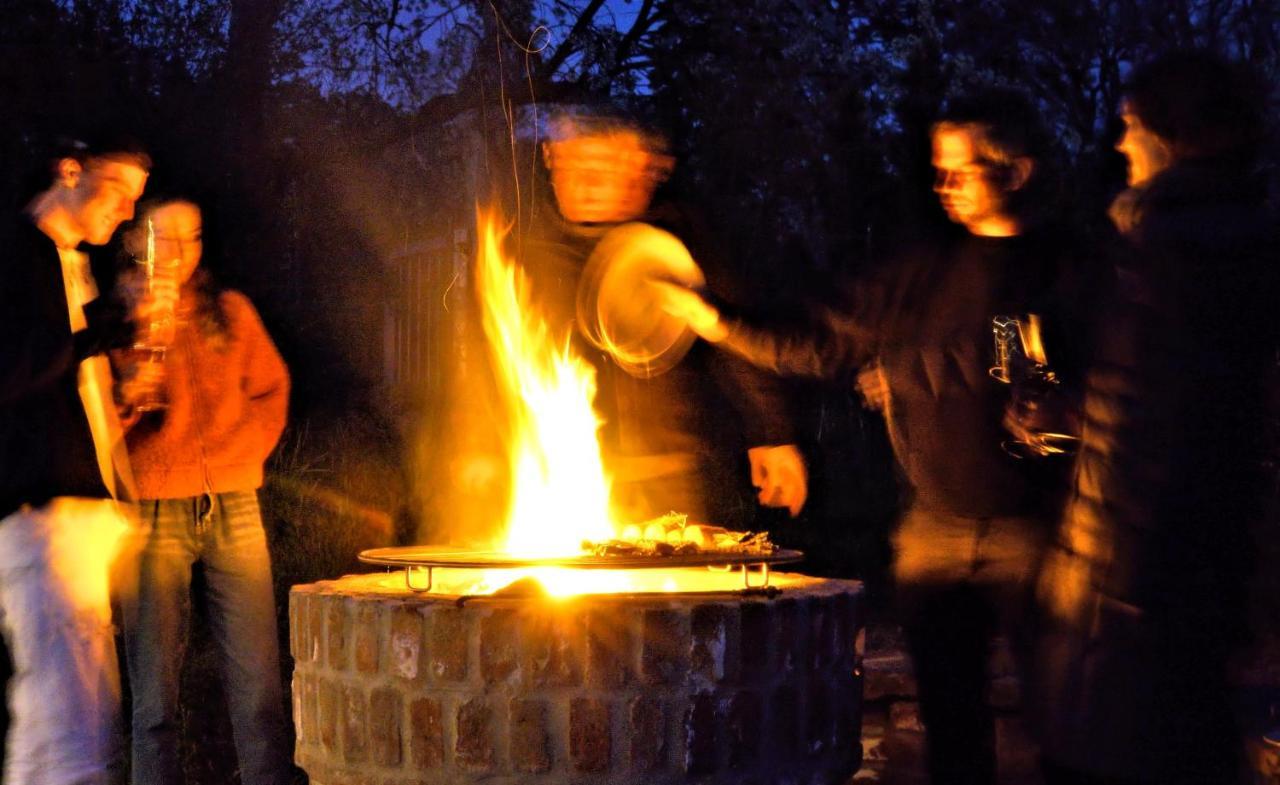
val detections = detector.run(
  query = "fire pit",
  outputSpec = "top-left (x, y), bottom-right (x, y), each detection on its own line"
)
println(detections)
top-left (289, 560), bottom-right (863, 785)
top-left (285, 209), bottom-right (864, 782)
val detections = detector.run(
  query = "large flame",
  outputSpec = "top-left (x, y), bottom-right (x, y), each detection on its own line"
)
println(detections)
top-left (475, 208), bottom-right (617, 558)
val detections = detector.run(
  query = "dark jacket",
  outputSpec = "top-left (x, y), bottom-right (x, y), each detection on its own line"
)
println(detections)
top-left (1034, 161), bottom-right (1277, 782)
top-left (720, 227), bottom-right (1088, 519)
top-left (521, 202), bottom-right (796, 464)
top-left (0, 216), bottom-right (132, 517)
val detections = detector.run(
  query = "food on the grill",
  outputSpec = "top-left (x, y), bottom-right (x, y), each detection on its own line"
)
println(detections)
top-left (581, 512), bottom-right (777, 558)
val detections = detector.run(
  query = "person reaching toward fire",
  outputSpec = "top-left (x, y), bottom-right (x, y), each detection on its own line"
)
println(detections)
top-left (112, 195), bottom-right (294, 785)
top-left (516, 107), bottom-right (808, 528)
top-left (662, 90), bottom-right (1097, 785)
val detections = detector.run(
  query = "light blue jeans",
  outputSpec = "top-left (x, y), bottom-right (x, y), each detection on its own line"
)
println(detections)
top-left (118, 491), bottom-right (291, 785)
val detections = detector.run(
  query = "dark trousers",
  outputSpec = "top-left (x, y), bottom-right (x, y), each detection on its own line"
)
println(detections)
top-left (893, 506), bottom-right (1047, 785)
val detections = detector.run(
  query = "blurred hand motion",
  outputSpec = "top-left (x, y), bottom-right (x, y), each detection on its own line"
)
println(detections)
top-left (855, 362), bottom-right (890, 412)
top-left (747, 444), bottom-right (808, 517)
top-left (652, 281), bottom-right (727, 343)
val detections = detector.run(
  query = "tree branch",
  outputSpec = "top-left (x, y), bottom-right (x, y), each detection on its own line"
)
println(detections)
top-left (540, 0), bottom-right (608, 77)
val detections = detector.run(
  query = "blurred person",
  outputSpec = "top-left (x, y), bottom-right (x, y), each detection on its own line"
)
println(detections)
top-left (663, 90), bottom-right (1094, 785)
top-left (440, 108), bottom-right (807, 538)
top-left (1033, 51), bottom-right (1276, 785)
top-left (532, 110), bottom-right (807, 526)
top-left (0, 133), bottom-right (163, 785)
top-left (112, 197), bottom-right (293, 785)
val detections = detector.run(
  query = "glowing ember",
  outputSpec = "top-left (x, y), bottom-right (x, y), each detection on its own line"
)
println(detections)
top-left (474, 208), bottom-right (623, 589)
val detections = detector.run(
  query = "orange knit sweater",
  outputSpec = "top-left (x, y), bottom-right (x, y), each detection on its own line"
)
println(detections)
top-left (124, 289), bottom-right (289, 499)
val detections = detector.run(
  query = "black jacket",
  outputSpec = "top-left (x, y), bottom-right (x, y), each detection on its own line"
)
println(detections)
top-left (1034, 161), bottom-right (1277, 781)
top-left (720, 227), bottom-right (1089, 519)
top-left (0, 216), bottom-right (132, 517)
top-left (520, 202), bottom-right (796, 465)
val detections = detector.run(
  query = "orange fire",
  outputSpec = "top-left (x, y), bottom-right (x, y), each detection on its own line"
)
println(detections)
top-left (474, 208), bottom-right (635, 595)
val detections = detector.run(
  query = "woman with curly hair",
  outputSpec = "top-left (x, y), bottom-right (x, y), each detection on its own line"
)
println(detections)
top-left (115, 196), bottom-right (293, 785)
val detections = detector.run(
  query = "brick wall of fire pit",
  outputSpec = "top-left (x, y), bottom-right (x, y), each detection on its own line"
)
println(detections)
top-left (289, 572), bottom-right (864, 785)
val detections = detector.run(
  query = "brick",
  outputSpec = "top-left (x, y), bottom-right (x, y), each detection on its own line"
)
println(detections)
top-left (429, 608), bottom-right (468, 682)
top-left (480, 609), bottom-right (518, 684)
top-left (509, 699), bottom-right (551, 773)
top-left (773, 598), bottom-right (802, 674)
top-left (807, 678), bottom-right (832, 756)
top-left (629, 696), bottom-right (665, 772)
top-left (341, 685), bottom-right (368, 763)
top-left (522, 610), bottom-right (582, 687)
top-left (296, 673), bottom-right (318, 744)
top-left (683, 692), bottom-right (718, 775)
top-left (726, 691), bottom-right (763, 769)
top-left (455, 698), bottom-right (493, 772)
top-left (327, 597), bottom-right (348, 671)
top-left (690, 604), bottom-right (729, 684)
top-left (389, 605), bottom-right (424, 681)
top-left (318, 679), bottom-right (340, 752)
top-left (833, 592), bottom-right (859, 665)
top-left (569, 698), bottom-right (611, 773)
top-left (585, 608), bottom-right (632, 687)
top-left (408, 698), bottom-right (443, 769)
top-left (740, 602), bottom-right (771, 679)
top-left (641, 609), bottom-right (687, 686)
top-left (289, 593), bottom-right (308, 661)
top-left (308, 593), bottom-right (325, 664)
top-left (771, 682), bottom-right (800, 760)
top-left (810, 598), bottom-right (834, 671)
top-left (353, 603), bottom-right (380, 674)
top-left (369, 688), bottom-right (403, 767)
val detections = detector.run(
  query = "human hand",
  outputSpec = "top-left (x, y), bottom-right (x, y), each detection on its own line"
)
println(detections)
top-left (651, 281), bottom-right (728, 343)
top-left (119, 264), bottom-right (180, 346)
top-left (116, 355), bottom-right (166, 410)
top-left (855, 362), bottom-right (890, 412)
top-left (747, 443), bottom-right (808, 517)
top-left (453, 452), bottom-right (504, 496)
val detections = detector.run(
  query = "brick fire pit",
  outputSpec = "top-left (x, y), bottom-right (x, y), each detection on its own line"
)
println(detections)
top-left (289, 571), bottom-right (864, 784)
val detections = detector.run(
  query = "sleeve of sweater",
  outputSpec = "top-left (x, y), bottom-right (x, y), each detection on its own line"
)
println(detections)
top-left (226, 291), bottom-right (291, 464)
top-left (717, 273), bottom-right (885, 382)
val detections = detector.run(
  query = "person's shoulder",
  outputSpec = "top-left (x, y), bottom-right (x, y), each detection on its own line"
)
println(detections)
top-left (217, 289), bottom-right (262, 323)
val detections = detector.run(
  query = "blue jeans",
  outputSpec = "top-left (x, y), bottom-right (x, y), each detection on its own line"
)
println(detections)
top-left (118, 491), bottom-right (291, 785)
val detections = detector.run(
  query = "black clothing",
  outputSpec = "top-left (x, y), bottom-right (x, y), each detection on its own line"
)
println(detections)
top-left (0, 217), bottom-right (132, 518)
top-left (721, 229), bottom-right (1082, 519)
top-left (516, 203), bottom-right (795, 525)
top-left (1034, 162), bottom-right (1277, 784)
top-left (720, 225), bottom-right (1091, 785)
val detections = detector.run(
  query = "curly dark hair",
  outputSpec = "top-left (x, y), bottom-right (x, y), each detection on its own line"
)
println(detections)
top-left (1125, 50), bottom-right (1267, 164)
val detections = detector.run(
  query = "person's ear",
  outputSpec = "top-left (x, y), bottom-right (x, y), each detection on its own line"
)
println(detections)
top-left (55, 158), bottom-right (83, 189)
top-left (1007, 157), bottom-right (1034, 191)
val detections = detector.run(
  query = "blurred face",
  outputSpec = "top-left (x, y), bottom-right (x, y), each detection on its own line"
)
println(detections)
top-left (66, 158), bottom-right (149, 245)
top-left (1116, 101), bottom-right (1172, 187)
top-left (932, 125), bottom-right (1009, 234)
top-left (544, 132), bottom-right (669, 224)
top-left (150, 201), bottom-right (204, 285)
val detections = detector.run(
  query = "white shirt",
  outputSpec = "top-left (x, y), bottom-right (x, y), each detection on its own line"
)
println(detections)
top-left (56, 245), bottom-right (134, 500)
